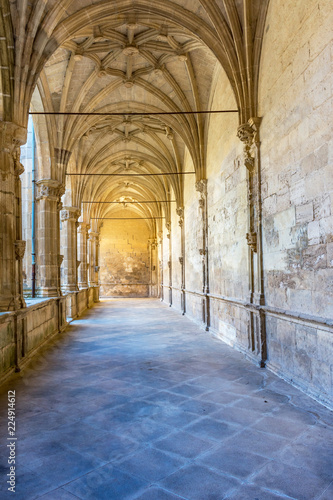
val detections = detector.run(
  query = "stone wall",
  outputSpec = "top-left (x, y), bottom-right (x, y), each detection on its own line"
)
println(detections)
top-left (99, 214), bottom-right (151, 297)
top-left (161, 0), bottom-right (333, 407)
top-left (258, 0), bottom-right (333, 405)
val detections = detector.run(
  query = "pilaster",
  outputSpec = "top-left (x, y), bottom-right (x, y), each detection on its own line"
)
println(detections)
top-left (195, 179), bottom-right (210, 330)
top-left (176, 207), bottom-right (186, 315)
top-left (0, 121), bottom-right (27, 311)
top-left (237, 117), bottom-right (266, 366)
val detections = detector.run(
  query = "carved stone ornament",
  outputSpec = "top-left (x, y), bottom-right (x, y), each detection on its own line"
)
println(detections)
top-left (246, 232), bottom-right (257, 252)
top-left (15, 240), bottom-right (26, 260)
top-left (95, 266), bottom-right (100, 273)
top-left (58, 255), bottom-right (64, 266)
top-left (199, 248), bottom-right (206, 256)
top-left (195, 179), bottom-right (207, 196)
top-left (76, 260), bottom-right (81, 269)
top-left (168, 260), bottom-right (171, 269)
top-left (179, 257), bottom-right (184, 265)
top-left (61, 207), bottom-right (80, 222)
top-left (237, 123), bottom-right (254, 143)
top-left (176, 207), bottom-right (184, 227)
top-left (36, 180), bottom-right (64, 201)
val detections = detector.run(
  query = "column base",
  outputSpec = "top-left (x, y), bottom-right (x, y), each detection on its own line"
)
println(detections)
top-left (0, 294), bottom-right (26, 312)
top-left (37, 287), bottom-right (60, 298)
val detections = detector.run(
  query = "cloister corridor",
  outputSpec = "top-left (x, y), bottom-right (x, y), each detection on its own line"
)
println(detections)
top-left (0, 298), bottom-right (332, 500)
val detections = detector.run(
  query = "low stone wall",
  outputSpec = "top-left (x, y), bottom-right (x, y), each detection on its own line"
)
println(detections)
top-left (0, 287), bottom-right (99, 383)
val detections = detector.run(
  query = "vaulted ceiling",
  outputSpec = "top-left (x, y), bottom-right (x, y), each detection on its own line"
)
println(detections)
top-left (1, 0), bottom-right (269, 229)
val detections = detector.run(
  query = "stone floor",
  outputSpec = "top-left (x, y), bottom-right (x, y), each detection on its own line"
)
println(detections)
top-left (0, 298), bottom-right (333, 500)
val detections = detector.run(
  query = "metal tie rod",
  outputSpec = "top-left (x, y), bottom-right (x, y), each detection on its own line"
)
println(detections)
top-left (29, 110), bottom-right (238, 116)
top-left (67, 172), bottom-right (195, 176)
top-left (82, 200), bottom-right (176, 203)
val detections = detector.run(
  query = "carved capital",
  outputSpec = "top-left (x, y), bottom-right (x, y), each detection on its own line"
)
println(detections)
top-left (78, 222), bottom-right (90, 234)
top-left (0, 122), bottom-right (27, 155)
top-left (15, 240), bottom-right (26, 260)
top-left (36, 179), bottom-right (64, 201)
top-left (246, 232), bottom-right (257, 252)
top-left (237, 118), bottom-right (261, 172)
top-left (60, 207), bottom-right (80, 222)
top-left (237, 123), bottom-right (254, 144)
top-left (195, 179), bottom-right (207, 196)
top-left (176, 207), bottom-right (184, 227)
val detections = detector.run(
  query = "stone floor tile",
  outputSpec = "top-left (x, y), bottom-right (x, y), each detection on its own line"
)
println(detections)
top-left (160, 464), bottom-right (240, 500)
top-left (212, 405), bottom-right (264, 426)
top-left (250, 414), bottom-right (309, 438)
top-left (64, 464), bottom-right (148, 499)
top-left (185, 416), bottom-right (239, 441)
top-left (277, 441), bottom-right (333, 480)
top-left (134, 487), bottom-right (187, 499)
top-left (153, 430), bottom-right (215, 459)
top-left (0, 466), bottom-right (56, 500)
top-left (225, 484), bottom-right (296, 500)
top-left (252, 461), bottom-right (332, 500)
top-left (318, 482), bottom-right (333, 500)
top-left (26, 449), bottom-right (105, 490)
top-left (38, 488), bottom-right (81, 499)
top-left (117, 447), bottom-right (185, 481)
top-left (222, 429), bottom-right (290, 458)
top-left (199, 445), bottom-right (269, 479)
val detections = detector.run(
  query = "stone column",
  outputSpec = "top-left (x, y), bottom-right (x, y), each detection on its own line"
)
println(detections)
top-left (36, 180), bottom-right (64, 297)
top-left (60, 207), bottom-right (80, 292)
top-left (77, 223), bottom-right (90, 289)
top-left (148, 238), bottom-right (158, 297)
top-left (196, 179), bottom-right (210, 330)
top-left (166, 222), bottom-right (172, 307)
top-left (158, 230), bottom-right (163, 301)
top-left (177, 207), bottom-right (186, 315)
top-left (88, 231), bottom-right (98, 286)
top-left (0, 122), bottom-right (27, 311)
top-left (237, 118), bottom-right (266, 366)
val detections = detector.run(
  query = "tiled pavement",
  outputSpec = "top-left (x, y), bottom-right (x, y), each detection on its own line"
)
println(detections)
top-left (0, 298), bottom-right (333, 500)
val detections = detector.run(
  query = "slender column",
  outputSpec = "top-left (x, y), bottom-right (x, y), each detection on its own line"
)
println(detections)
top-left (60, 207), bottom-right (80, 292)
top-left (36, 180), bottom-right (64, 297)
top-left (148, 238), bottom-right (158, 297)
top-left (77, 222), bottom-right (90, 288)
top-left (177, 207), bottom-right (186, 315)
top-left (196, 179), bottom-right (210, 330)
top-left (166, 222), bottom-right (172, 307)
top-left (237, 118), bottom-right (266, 366)
top-left (0, 122), bottom-right (27, 311)
top-left (88, 231), bottom-right (99, 286)
top-left (158, 231), bottom-right (163, 301)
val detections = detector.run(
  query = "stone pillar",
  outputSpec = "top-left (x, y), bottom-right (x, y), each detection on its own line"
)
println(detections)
top-left (36, 180), bottom-right (64, 297)
top-left (0, 122), bottom-right (27, 311)
top-left (158, 231), bottom-right (163, 301)
top-left (60, 207), bottom-right (80, 292)
top-left (148, 238), bottom-right (158, 297)
top-left (237, 118), bottom-right (266, 366)
top-left (88, 231), bottom-right (98, 286)
top-left (166, 222), bottom-right (172, 307)
top-left (77, 222), bottom-right (90, 288)
top-left (177, 207), bottom-right (186, 315)
top-left (196, 179), bottom-right (210, 330)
